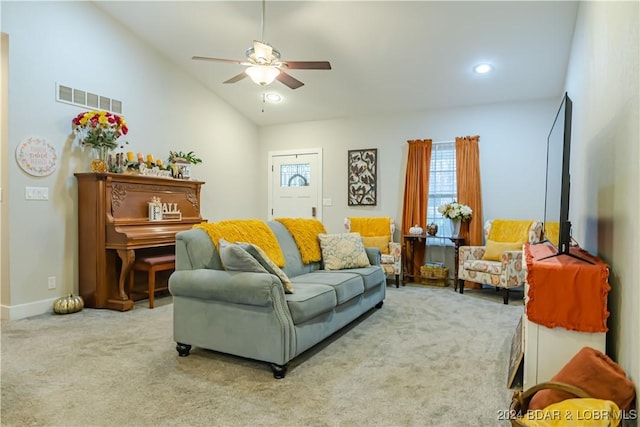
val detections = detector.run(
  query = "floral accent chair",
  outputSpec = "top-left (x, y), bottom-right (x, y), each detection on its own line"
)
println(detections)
top-left (345, 217), bottom-right (402, 288)
top-left (458, 219), bottom-right (543, 304)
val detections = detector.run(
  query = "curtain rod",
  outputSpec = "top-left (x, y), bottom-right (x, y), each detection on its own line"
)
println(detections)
top-left (405, 139), bottom-right (454, 145)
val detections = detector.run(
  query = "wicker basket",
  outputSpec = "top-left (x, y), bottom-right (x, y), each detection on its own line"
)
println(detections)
top-left (508, 382), bottom-right (591, 426)
top-left (420, 265), bottom-right (449, 286)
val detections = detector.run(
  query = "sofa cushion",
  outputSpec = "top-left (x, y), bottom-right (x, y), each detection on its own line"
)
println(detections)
top-left (481, 240), bottom-right (523, 261)
top-left (292, 271), bottom-right (364, 304)
top-left (218, 239), bottom-right (269, 274)
top-left (238, 242), bottom-right (294, 294)
top-left (318, 233), bottom-right (371, 270)
top-left (361, 235), bottom-right (390, 254)
top-left (285, 283), bottom-right (337, 324)
top-left (320, 266), bottom-right (385, 292)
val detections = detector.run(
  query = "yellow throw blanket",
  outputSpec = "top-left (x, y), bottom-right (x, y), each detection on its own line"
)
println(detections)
top-left (544, 221), bottom-right (560, 245)
top-left (195, 219), bottom-right (285, 267)
top-left (487, 219), bottom-right (533, 243)
top-left (275, 218), bottom-right (326, 264)
top-left (348, 217), bottom-right (391, 238)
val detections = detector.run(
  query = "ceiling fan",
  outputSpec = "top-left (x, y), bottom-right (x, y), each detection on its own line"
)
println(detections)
top-left (192, 0), bottom-right (331, 90)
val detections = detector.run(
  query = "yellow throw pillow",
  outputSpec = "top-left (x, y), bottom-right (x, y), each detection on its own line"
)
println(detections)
top-left (481, 240), bottom-right (523, 261)
top-left (361, 236), bottom-right (390, 254)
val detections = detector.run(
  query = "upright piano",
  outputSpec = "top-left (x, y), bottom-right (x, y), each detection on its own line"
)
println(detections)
top-left (75, 172), bottom-right (204, 311)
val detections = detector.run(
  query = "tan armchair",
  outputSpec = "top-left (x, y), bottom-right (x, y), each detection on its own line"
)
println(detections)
top-left (458, 219), bottom-right (543, 304)
top-left (345, 217), bottom-right (402, 288)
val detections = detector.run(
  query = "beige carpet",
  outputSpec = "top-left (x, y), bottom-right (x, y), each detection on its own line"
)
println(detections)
top-left (1, 285), bottom-right (523, 427)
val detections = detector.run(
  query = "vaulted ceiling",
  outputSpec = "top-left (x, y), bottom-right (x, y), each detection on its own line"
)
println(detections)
top-left (95, 1), bottom-right (579, 127)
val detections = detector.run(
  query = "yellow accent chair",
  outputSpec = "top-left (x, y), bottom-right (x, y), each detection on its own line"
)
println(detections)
top-left (457, 219), bottom-right (543, 304)
top-left (345, 217), bottom-right (402, 288)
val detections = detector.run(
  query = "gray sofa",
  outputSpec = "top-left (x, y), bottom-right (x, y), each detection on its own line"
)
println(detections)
top-left (168, 220), bottom-right (387, 378)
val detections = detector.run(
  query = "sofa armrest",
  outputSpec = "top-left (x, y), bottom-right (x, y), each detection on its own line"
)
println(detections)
top-left (501, 249), bottom-right (523, 265)
top-left (388, 242), bottom-right (402, 259)
top-left (459, 246), bottom-right (486, 263)
top-left (500, 250), bottom-right (526, 287)
top-left (364, 247), bottom-right (382, 266)
top-left (169, 269), bottom-right (283, 307)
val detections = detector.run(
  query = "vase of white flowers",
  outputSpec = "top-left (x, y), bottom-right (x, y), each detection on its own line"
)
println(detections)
top-left (437, 201), bottom-right (472, 237)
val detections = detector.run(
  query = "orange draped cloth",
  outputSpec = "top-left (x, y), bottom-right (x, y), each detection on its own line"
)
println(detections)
top-left (525, 243), bottom-right (610, 333)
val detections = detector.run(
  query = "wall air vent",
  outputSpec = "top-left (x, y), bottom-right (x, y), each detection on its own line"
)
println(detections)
top-left (56, 83), bottom-right (122, 114)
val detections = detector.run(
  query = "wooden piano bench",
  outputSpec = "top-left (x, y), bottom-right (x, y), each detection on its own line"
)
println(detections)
top-left (128, 254), bottom-right (176, 308)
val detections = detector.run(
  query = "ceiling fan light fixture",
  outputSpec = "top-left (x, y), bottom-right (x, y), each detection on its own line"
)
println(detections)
top-left (246, 65), bottom-right (281, 86)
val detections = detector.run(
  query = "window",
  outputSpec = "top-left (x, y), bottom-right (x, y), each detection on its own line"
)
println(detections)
top-left (280, 163), bottom-right (310, 187)
top-left (427, 142), bottom-right (457, 237)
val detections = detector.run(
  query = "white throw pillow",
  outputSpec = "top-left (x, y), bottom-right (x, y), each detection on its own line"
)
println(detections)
top-left (318, 232), bottom-right (371, 270)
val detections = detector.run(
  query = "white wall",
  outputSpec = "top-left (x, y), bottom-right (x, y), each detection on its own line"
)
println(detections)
top-left (1, 2), bottom-right (262, 319)
top-left (565, 1), bottom-right (639, 393)
top-left (259, 99), bottom-right (559, 234)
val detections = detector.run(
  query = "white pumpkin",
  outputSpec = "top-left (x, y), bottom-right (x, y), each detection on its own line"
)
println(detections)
top-left (409, 224), bottom-right (424, 235)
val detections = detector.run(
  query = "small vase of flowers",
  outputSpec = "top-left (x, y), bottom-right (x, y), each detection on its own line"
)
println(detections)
top-left (438, 201), bottom-right (472, 237)
top-left (72, 110), bottom-right (128, 172)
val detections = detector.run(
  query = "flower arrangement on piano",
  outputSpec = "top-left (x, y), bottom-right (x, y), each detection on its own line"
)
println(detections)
top-left (438, 201), bottom-right (472, 221)
top-left (71, 110), bottom-right (129, 150)
top-left (168, 151), bottom-right (202, 165)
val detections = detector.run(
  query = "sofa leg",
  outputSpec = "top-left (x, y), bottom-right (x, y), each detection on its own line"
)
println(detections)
top-left (458, 279), bottom-right (465, 294)
top-left (375, 300), bottom-right (384, 309)
top-left (176, 342), bottom-right (192, 357)
top-left (502, 288), bottom-right (509, 305)
top-left (270, 363), bottom-right (288, 379)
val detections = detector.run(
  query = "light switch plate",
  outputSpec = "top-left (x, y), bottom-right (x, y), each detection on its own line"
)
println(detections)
top-left (25, 186), bottom-right (49, 200)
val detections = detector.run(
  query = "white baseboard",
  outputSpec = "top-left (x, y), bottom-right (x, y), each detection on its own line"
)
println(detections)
top-left (0, 297), bottom-right (57, 320)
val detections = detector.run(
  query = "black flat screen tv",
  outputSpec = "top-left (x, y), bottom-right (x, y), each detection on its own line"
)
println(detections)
top-left (539, 92), bottom-right (592, 263)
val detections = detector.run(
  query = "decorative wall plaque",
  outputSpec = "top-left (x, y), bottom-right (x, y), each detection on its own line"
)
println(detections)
top-left (348, 148), bottom-right (377, 206)
top-left (15, 137), bottom-right (58, 177)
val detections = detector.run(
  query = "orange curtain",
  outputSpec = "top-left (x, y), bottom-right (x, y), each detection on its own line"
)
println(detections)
top-left (455, 135), bottom-right (483, 246)
top-left (402, 139), bottom-right (432, 278)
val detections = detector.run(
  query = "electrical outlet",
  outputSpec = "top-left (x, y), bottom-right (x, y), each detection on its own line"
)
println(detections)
top-left (47, 276), bottom-right (56, 290)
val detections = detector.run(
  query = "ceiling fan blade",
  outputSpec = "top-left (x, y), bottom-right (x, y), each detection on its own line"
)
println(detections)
top-left (223, 72), bottom-right (248, 84)
top-left (276, 71), bottom-right (304, 90)
top-left (281, 61), bottom-right (332, 70)
top-left (253, 40), bottom-right (273, 64)
top-left (192, 56), bottom-right (249, 65)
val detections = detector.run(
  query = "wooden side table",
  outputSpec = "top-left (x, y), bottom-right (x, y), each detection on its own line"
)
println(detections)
top-left (403, 234), bottom-right (465, 285)
top-left (403, 234), bottom-right (427, 283)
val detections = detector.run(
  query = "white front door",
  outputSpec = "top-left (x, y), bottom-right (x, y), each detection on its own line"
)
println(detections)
top-left (268, 149), bottom-right (322, 221)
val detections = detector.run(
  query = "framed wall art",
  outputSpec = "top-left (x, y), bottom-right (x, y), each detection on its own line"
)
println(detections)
top-left (348, 148), bottom-right (377, 206)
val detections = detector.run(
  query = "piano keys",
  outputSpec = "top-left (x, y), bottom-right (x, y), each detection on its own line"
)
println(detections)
top-left (75, 172), bottom-right (204, 311)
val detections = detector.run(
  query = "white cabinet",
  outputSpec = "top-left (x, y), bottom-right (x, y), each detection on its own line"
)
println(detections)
top-left (521, 250), bottom-right (607, 390)
top-left (522, 310), bottom-right (606, 390)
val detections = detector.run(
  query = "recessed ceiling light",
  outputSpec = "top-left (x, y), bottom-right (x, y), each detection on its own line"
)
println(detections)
top-left (474, 63), bottom-right (493, 74)
top-left (264, 92), bottom-right (282, 103)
